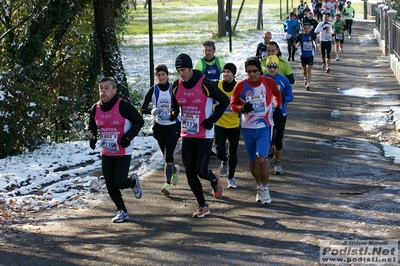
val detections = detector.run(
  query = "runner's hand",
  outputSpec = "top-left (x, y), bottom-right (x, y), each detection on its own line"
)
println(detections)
top-left (201, 118), bottom-right (214, 130)
top-left (241, 102), bottom-right (254, 113)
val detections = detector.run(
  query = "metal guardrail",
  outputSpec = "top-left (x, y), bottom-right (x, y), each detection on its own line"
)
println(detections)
top-left (393, 19), bottom-right (400, 58)
top-left (371, 2), bottom-right (399, 60)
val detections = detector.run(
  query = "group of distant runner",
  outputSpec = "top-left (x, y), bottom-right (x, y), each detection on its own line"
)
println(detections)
top-left (281, 0), bottom-right (355, 91)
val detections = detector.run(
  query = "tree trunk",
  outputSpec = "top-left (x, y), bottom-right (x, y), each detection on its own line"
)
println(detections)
top-left (93, 0), bottom-right (130, 101)
top-left (217, 0), bottom-right (226, 37)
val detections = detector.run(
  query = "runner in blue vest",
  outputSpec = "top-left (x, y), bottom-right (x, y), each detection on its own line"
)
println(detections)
top-left (194, 40), bottom-right (226, 82)
top-left (295, 22), bottom-right (318, 91)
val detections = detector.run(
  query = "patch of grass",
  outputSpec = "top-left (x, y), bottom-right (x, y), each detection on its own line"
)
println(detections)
top-left (124, 0), bottom-right (365, 46)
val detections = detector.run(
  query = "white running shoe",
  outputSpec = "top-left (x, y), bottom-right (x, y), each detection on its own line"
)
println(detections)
top-left (326, 67), bottom-right (331, 73)
top-left (256, 188), bottom-right (262, 202)
top-left (171, 165), bottom-right (180, 186)
top-left (261, 189), bottom-right (272, 204)
top-left (112, 210), bottom-right (129, 223)
top-left (131, 173), bottom-right (143, 199)
top-left (227, 178), bottom-right (237, 189)
top-left (274, 163), bottom-right (283, 175)
top-left (219, 159), bottom-right (229, 177)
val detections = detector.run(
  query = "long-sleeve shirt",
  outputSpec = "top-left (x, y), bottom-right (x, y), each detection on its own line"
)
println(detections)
top-left (230, 76), bottom-right (282, 129)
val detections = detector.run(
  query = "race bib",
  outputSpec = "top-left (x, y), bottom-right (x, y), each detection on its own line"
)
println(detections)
top-left (182, 114), bottom-right (200, 134)
top-left (303, 41), bottom-right (313, 51)
top-left (336, 33), bottom-right (343, 40)
top-left (101, 133), bottom-right (119, 153)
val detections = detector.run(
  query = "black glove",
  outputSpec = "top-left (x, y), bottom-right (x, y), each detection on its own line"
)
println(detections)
top-left (284, 29), bottom-right (287, 33)
top-left (120, 135), bottom-right (131, 148)
top-left (241, 102), bottom-right (254, 113)
top-left (169, 111), bottom-right (177, 121)
top-left (281, 93), bottom-right (286, 103)
top-left (201, 118), bottom-right (214, 130)
top-left (89, 136), bottom-right (97, 150)
top-left (274, 106), bottom-right (283, 118)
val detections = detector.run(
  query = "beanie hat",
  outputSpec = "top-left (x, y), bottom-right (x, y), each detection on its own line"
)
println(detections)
top-left (223, 63), bottom-right (237, 76)
top-left (266, 55), bottom-right (279, 68)
top-left (155, 64), bottom-right (169, 75)
top-left (175, 53), bottom-right (193, 69)
top-left (245, 56), bottom-right (262, 72)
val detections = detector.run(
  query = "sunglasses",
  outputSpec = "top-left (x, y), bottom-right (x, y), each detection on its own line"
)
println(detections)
top-left (267, 65), bottom-right (278, 69)
top-left (246, 69), bottom-right (259, 74)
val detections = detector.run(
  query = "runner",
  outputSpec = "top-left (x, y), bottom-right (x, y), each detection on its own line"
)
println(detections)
top-left (170, 53), bottom-right (229, 218)
top-left (343, 1), bottom-right (355, 39)
top-left (263, 55), bottom-right (294, 175)
top-left (230, 57), bottom-right (282, 204)
top-left (333, 13), bottom-right (345, 60)
top-left (295, 22), bottom-right (318, 91)
top-left (315, 13), bottom-right (334, 73)
top-left (141, 64), bottom-right (181, 196)
top-left (214, 63), bottom-right (241, 188)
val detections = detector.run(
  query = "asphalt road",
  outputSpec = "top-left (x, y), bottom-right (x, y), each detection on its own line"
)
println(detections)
top-left (1, 20), bottom-right (399, 266)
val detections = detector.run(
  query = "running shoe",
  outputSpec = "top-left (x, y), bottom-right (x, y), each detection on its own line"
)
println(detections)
top-left (219, 159), bottom-right (229, 177)
top-left (326, 67), bottom-right (331, 73)
top-left (335, 56), bottom-right (339, 61)
top-left (131, 173), bottom-right (143, 199)
top-left (305, 84), bottom-right (310, 91)
top-left (348, 35), bottom-right (351, 39)
top-left (322, 62), bottom-right (326, 69)
top-left (112, 210), bottom-right (129, 223)
top-left (211, 172), bottom-right (223, 199)
top-left (227, 178), bottom-right (237, 189)
top-left (192, 204), bottom-right (210, 218)
top-left (256, 188), bottom-right (262, 202)
top-left (304, 78), bottom-right (307, 86)
top-left (260, 189), bottom-right (272, 204)
top-left (274, 163), bottom-right (283, 175)
top-left (161, 182), bottom-right (170, 196)
top-left (171, 165), bottom-right (180, 186)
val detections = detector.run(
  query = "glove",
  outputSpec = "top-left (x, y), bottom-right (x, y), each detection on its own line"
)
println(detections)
top-left (281, 93), bottom-right (286, 103)
top-left (274, 106), bottom-right (283, 118)
top-left (201, 118), bottom-right (214, 130)
top-left (241, 102), bottom-right (254, 113)
top-left (151, 108), bottom-right (159, 116)
top-left (284, 29), bottom-right (287, 33)
top-left (169, 111), bottom-right (177, 121)
top-left (89, 136), bottom-right (97, 150)
top-left (120, 135), bottom-right (131, 148)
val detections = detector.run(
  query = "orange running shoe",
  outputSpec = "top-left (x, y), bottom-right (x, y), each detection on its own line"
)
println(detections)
top-left (211, 172), bottom-right (223, 199)
top-left (192, 204), bottom-right (210, 218)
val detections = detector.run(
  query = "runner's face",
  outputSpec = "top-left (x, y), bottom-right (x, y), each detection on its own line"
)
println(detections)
top-left (263, 33), bottom-right (272, 43)
top-left (202, 45), bottom-right (215, 61)
top-left (176, 68), bottom-right (193, 82)
top-left (303, 25), bottom-right (310, 34)
top-left (156, 71), bottom-right (168, 85)
top-left (99, 81), bottom-right (117, 103)
top-left (222, 69), bottom-right (234, 83)
top-left (267, 45), bottom-right (278, 56)
top-left (267, 66), bottom-right (278, 77)
top-left (246, 66), bottom-right (260, 83)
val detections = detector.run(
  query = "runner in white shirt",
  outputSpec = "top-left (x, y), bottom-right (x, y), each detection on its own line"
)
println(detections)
top-left (315, 13), bottom-right (334, 73)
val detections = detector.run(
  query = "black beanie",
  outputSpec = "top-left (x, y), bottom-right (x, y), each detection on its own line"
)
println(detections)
top-left (245, 56), bottom-right (262, 72)
top-left (223, 63), bottom-right (237, 76)
top-left (155, 64), bottom-right (169, 75)
top-left (175, 53), bottom-right (193, 69)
